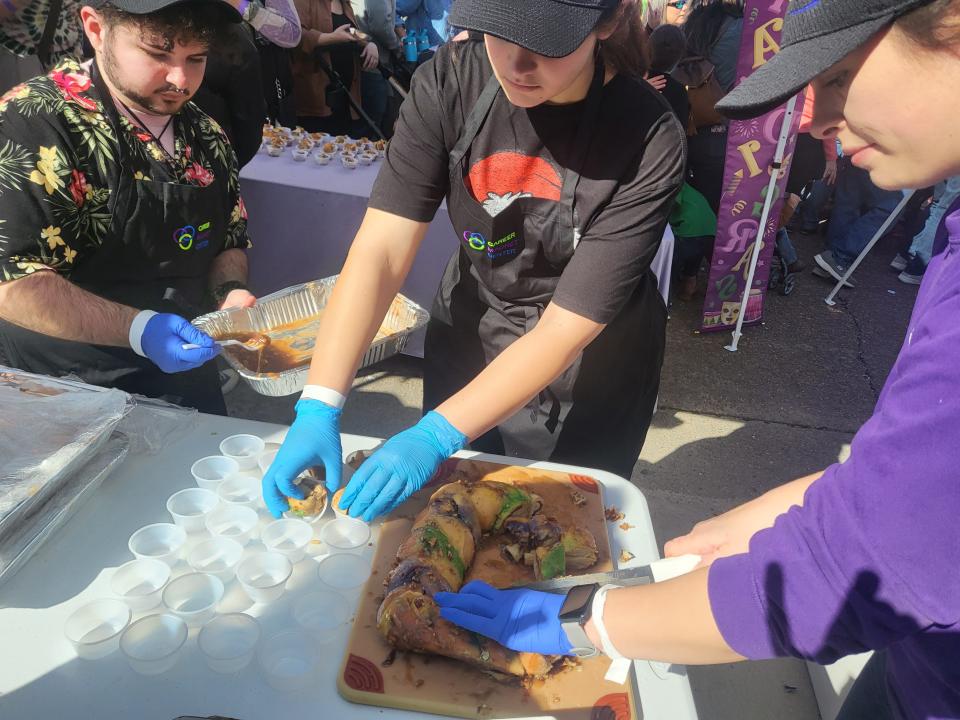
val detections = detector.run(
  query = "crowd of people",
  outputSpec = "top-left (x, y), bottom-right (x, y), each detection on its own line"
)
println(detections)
top-left (0, 1), bottom-right (957, 720)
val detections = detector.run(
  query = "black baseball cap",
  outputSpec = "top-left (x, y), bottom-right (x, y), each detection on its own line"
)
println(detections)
top-left (449, 0), bottom-right (620, 58)
top-left (717, 0), bottom-right (935, 119)
top-left (88, 0), bottom-right (240, 22)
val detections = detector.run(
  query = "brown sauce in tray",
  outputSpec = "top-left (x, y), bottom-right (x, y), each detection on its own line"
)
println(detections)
top-left (216, 314), bottom-right (391, 375)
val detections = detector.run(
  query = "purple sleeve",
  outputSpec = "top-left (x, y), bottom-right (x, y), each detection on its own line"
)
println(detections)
top-left (246, 0), bottom-right (302, 48)
top-left (708, 246), bottom-right (960, 663)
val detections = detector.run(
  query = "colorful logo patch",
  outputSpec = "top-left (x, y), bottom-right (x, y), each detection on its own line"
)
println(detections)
top-left (464, 231), bottom-right (486, 251)
top-left (174, 221), bottom-right (212, 251)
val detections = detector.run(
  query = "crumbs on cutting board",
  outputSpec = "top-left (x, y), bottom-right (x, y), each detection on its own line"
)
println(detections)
top-left (618, 522), bottom-right (635, 531)
top-left (619, 550), bottom-right (636, 563)
top-left (605, 506), bottom-right (625, 522)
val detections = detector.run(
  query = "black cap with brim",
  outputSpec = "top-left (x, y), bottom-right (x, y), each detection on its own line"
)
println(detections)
top-left (449, 0), bottom-right (617, 58)
top-left (89, 0), bottom-right (241, 22)
top-left (716, 0), bottom-right (933, 120)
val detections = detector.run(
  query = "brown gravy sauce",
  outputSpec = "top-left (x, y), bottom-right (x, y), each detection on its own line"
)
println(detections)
top-left (216, 314), bottom-right (391, 374)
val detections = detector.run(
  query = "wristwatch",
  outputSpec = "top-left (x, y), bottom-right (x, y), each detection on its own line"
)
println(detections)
top-left (558, 583), bottom-right (600, 658)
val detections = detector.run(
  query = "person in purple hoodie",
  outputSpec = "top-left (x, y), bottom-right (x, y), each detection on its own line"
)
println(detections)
top-left (433, 2), bottom-right (960, 718)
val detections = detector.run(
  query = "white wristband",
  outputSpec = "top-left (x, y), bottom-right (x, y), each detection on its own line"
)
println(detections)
top-left (300, 384), bottom-right (347, 410)
top-left (128, 309), bottom-right (157, 358)
top-left (592, 584), bottom-right (632, 685)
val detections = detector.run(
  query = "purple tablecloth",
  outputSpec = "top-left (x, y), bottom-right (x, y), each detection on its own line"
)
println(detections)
top-left (239, 152), bottom-right (673, 356)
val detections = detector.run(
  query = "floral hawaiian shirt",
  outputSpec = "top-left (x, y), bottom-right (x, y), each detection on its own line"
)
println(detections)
top-left (0, 59), bottom-right (250, 283)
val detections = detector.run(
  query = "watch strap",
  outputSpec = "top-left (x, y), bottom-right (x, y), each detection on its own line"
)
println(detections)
top-left (559, 583), bottom-right (600, 658)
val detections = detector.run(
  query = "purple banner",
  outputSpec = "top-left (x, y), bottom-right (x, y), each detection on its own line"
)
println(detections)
top-left (700, 0), bottom-right (802, 332)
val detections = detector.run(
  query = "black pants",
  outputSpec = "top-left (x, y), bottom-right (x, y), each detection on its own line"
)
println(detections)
top-left (0, 319), bottom-right (226, 415)
top-left (835, 651), bottom-right (900, 720)
top-left (674, 235), bottom-right (715, 279)
top-left (687, 124), bottom-right (728, 215)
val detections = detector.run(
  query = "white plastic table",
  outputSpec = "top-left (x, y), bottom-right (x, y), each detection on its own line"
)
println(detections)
top-left (0, 413), bottom-right (696, 720)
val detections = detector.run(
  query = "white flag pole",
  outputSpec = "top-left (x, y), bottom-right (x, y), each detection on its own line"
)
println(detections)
top-left (726, 93), bottom-right (799, 353)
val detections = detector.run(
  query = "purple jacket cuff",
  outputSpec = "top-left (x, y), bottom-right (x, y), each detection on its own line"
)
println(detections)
top-left (708, 553), bottom-right (782, 660)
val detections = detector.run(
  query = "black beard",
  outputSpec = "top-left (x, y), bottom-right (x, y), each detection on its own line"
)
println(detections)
top-left (101, 38), bottom-right (188, 116)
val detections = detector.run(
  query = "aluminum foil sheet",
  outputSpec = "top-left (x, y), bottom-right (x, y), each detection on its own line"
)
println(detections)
top-left (193, 277), bottom-right (429, 397)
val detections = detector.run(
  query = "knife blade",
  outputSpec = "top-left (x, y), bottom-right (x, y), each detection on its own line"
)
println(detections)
top-left (518, 554), bottom-right (702, 592)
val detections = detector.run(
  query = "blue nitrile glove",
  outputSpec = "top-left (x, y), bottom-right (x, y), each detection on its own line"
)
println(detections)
top-left (435, 580), bottom-right (573, 656)
top-left (339, 410), bottom-right (466, 522)
top-left (261, 399), bottom-right (343, 518)
top-left (130, 310), bottom-right (220, 374)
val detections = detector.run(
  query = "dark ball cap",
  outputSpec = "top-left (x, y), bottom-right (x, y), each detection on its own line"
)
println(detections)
top-left (717, 0), bottom-right (936, 119)
top-left (448, 0), bottom-right (621, 58)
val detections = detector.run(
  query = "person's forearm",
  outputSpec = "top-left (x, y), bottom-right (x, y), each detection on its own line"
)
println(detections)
top-left (306, 209), bottom-right (427, 394)
top-left (664, 471), bottom-right (823, 563)
top-left (435, 304), bottom-right (602, 440)
top-left (583, 567), bottom-right (745, 665)
top-left (0, 271), bottom-right (137, 346)
top-left (208, 249), bottom-right (249, 293)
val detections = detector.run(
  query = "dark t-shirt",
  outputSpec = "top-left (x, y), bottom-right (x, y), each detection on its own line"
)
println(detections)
top-left (369, 40), bottom-right (686, 323)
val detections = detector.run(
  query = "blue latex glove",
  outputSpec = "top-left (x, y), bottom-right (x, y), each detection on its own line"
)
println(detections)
top-left (261, 399), bottom-right (343, 518)
top-left (434, 580), bottom-right (572, 656)
top-left (137, 312), bottom-right (220, 373)
top-left (339, 410), bottom-right (466, 522)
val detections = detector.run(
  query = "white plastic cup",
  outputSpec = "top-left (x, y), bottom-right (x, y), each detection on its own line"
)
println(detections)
top-left (330, 488), bottom-right (348, 519)
top-left (316, 552), bottom-right (371, 592)
top-left (187, 537), bottom-right (244, 583)
top-left (217, 476), bottom-right (262, 509)
top-left (219, 434), bottom-right (266, 471)
top-left (320, 516), bottom-right (371, 552)
top-left (64, 599), bottom-right (131, 660)
top-left (162, 573), bottom-right (224, 627)
top-left (110, 558), bottom-right (171, 612)
top-left (258, 630), bottom-right (320, 692)
top-left (128, 523), bottom-right (187, 568)
top-left (166, 488), bottom-right (219, 533)
top-left (205, 504), bottom-right (259, 546)
top-left (236, 552), bottom-right (293, 604)
top-left (198, 613), bottom-right (261, 673)
top-left (120, 614), bottom-right (188, 675)
top-left (257, 449), bottom-right (278, 476)
top-left (191, 455), bottom-right (240, 492)
top-left (261, 519), bottom-right (313, 563)
top-left (292, 590), bottom-right (349, 642)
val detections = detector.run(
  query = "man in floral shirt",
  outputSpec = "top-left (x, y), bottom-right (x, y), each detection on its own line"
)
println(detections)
top-left (0, 0), bottom-right (256, 414)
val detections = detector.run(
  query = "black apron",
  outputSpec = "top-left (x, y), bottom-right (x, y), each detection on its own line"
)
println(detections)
top-left (0, 63), bottom-right (232, 414)
top-left (423, 64), bottom-right (668, 479)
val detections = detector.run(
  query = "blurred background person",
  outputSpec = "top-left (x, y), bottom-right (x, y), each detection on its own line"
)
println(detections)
top-left (679, 0), bottom-right (743, 214)
top-left (292, 0), bottom-right (379, 136)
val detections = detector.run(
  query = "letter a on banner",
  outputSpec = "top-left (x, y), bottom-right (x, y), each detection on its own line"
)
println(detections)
top-left (700, 0), bottom-right (802, 333)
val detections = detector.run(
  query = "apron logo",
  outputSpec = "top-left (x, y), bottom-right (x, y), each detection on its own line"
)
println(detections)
top-left (174, 221), bottom-right (213, 251)
top-left (464, 231), bottom-right (487, 252)
top-left (174, 225), bottom-right (195, 251)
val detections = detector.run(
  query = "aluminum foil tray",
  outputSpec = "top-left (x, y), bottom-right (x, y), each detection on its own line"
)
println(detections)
top-left (192, 277), bottom-right (429, 397)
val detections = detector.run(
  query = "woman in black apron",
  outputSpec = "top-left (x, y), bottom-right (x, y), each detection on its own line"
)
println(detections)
top-left (0, 62), bottom-right (233, 414)
top-left (261, 0), bottom-right (686, 521)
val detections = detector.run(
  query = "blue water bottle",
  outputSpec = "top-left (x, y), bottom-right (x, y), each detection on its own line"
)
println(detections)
top-left (417, 27), bottom-right (431, 53)
top-left (403, 32), bottom-right (419, 62)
